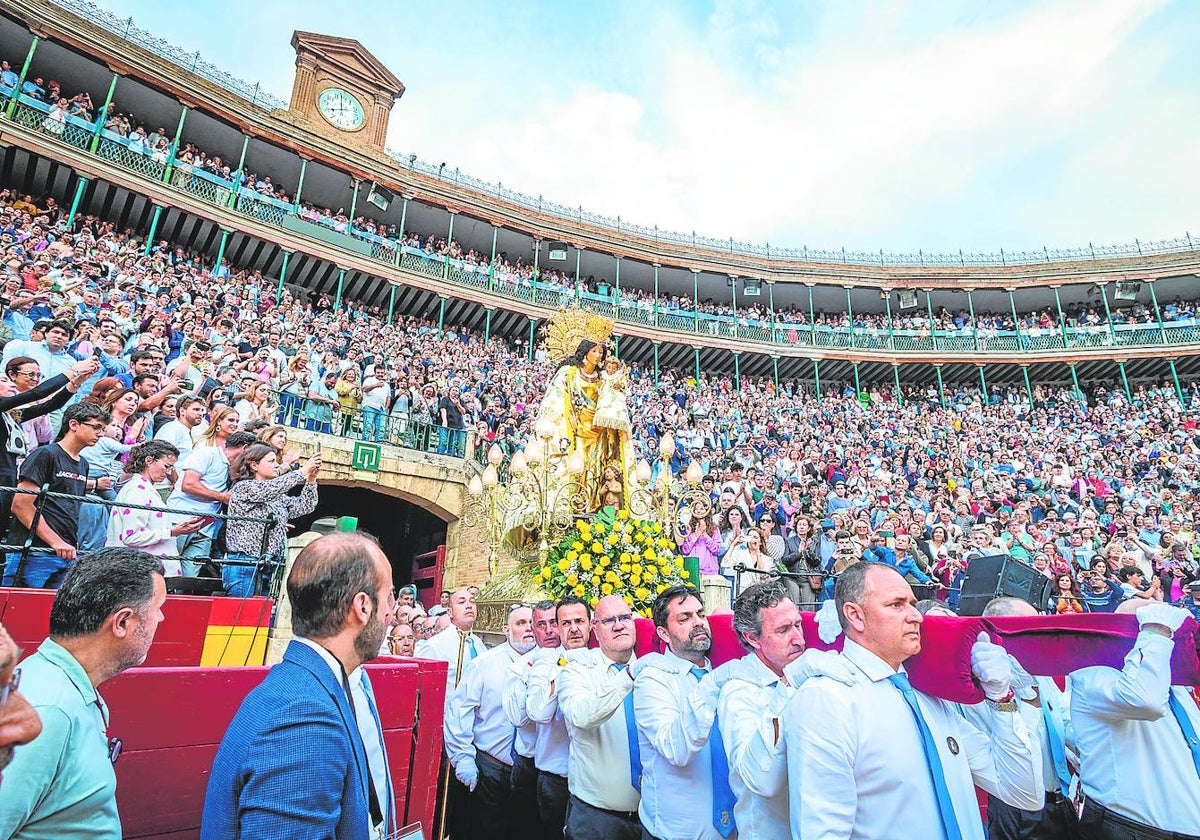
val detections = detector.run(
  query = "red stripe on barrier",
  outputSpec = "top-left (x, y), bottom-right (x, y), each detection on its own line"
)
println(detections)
top-left (205, 596), bottom-right (274, 627)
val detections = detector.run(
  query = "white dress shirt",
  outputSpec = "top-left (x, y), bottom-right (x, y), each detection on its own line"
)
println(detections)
top-left (558, 648), bottom-right (641, 812)
top-left (1070, 629), bottom-right (1200, 833)
top-left (503, 647), bottom-right (556, 759)
top-left (717, 654), bottom-right (794, 840)
top-left (445, 641), bottom-right (523, 768)
top-left (525, 647), bottom-right (572, 776)
top-left (295, 638), bottom-right (394, 834)
top-left (633, 649), bottom-right (725, 840)
top-left (787, 638), bottom-right (1042, 840)
top-left (414, 623), bottom-right (483, 706)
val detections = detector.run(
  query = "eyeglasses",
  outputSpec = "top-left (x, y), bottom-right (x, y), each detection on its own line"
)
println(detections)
top-left (597, 613), bottom-right (634, 627)
top-left (13, 370), bottom-right (40, 379)
top-left (79, 421), bottom-right (108, 432)
top-left (0, 667), bottom-right (19, 709)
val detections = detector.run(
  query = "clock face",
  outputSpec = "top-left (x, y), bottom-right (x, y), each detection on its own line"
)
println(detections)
top-left (316, 88), bottom-right (365, 131)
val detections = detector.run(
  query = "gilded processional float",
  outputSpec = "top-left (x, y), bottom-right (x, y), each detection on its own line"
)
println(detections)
top-left (464, 306), bottom-right (714, 617)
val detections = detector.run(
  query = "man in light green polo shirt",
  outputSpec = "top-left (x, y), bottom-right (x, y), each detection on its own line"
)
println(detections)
top-left (0, 547), bottom-right (166, 839)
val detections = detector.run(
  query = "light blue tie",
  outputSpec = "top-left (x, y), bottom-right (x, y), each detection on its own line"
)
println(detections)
top-left (887, 672), bottom-right (961, 840)
top-left (1168, 690), bottom-right (1200, 780)
top-left (465, 635), bottom-right (479, 659)
top-left (614, 664), bottom-right (642, 791)
top-left (360, 671), bottom-right (393, 835)
top-left (1038, 687), bottom-right (1071, 797)
top-left (691, 667), bottom-right (737, 837)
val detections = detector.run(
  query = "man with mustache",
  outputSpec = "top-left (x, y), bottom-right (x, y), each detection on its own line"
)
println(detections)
top-left (634, 584), bottom-right (738, 840)
top-left (0, 624), bottom-right (42, 783)
top-left (202, 531), bottom-right (397, 840)
top-left (445, 605), bottom-right (538, 840)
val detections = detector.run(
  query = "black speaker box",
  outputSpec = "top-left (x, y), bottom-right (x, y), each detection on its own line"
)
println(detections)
top-left (956, 553), bottom-right (1053, 616)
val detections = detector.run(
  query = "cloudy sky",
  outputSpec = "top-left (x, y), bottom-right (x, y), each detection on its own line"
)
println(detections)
top-left (94, 0), bottom-right (1199, 255)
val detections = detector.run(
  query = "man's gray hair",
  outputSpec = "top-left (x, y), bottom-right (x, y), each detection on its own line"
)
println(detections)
top-left (732, 579), bottom-right (791, 648)
top-left (982, 596), bottom-right (1035, 617)
top-left (834, 561), bottom-right (895, 632)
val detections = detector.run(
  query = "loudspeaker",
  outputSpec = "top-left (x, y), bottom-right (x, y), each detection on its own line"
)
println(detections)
top-left (366, 182), bottom-right (393, 211)
top-left (956, 553), bottom-right (1053, 616)
top-left (898, 289), bottom-right (919, 309)
top-left (547, 241), bottom-right (568, 261)
top-left (743, 278), bottom-right (761, 297)
top-left (1114, 280), bottom-right (1141, 302)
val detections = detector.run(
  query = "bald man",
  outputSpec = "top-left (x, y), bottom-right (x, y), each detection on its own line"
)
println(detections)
top-left (415, 587), bottom-right (483, 700)
top-left (0, 623), bottom-right (41, 783)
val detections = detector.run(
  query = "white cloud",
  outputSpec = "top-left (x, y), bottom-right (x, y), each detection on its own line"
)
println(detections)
top-left (390, 0), bottom-right (1196, 254)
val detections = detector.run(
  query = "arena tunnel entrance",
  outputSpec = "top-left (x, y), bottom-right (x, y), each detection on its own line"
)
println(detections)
top-left (291, 485), bottom-right (447, 591)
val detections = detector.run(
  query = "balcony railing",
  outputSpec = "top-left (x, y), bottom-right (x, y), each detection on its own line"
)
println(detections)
top-left (8, 92), bottom-right (1200, 358)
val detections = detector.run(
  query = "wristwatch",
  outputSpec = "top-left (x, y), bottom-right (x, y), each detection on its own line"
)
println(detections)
top-left (988, 689), bottom-right (1018, 712)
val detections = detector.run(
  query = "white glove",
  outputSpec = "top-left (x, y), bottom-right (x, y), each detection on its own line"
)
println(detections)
top-left (783, 648), bottom-right (857, 688)
top-left (453, 755), bottom-right (478, 792)
top-left (630, 651), bottom-right (664, 679)
top-left (815, 599), bottom-right (843, 644)
top-left (1137, 603), bottom-right (1191, 634)
top-left (970, 631), bottom-right (1013, 701)
top-left (705, 659), bottom-right (739, 690)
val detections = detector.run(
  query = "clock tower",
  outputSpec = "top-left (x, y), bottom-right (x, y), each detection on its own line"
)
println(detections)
top-left (288, 31), bottom-right (404, 152)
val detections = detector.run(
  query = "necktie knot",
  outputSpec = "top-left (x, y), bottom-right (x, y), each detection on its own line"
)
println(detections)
top-left (690, 666), bottom-right (707, 681)
top-left (614, 664), bottom-right (628, 672)
top-left (887, 671), bottom-right (914, 694)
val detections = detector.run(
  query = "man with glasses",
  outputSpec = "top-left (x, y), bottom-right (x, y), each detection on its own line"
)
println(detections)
top-left (3, 402), bottom-right (111, 588)
top-left (0, 623), bottom-right (41, 782)
top-left (556, 595), bottom-right (643, 839)
top-left (0, 547), bottom-right (166, 838)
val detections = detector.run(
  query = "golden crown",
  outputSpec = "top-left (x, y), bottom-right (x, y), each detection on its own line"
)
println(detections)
top-left (540, 305), bottom-right (615, 364)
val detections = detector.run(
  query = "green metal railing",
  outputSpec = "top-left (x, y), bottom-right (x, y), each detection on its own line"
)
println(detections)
top-left (275, 392), bottom-right (469, 458)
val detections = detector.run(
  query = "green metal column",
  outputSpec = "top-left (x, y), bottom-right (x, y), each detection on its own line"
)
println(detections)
top-left (613, 257), bottom-right (621, 317)
top-left (1168, 359), bottom-right (1185, 404)
top-left (977, 364), bottom-right (987, 397)
top-left (293, 158), bottom-right (307, 213)
top-left (443, 211), bottom-right (455, 280)
top-left (1068, 363), bottom-right (1083, 404)
top-left (884, 290), bottom-right (895, 350)
top-left (934, 365), bottom-right (946, 409)
top-left (772, 356), bottom-right (780, 391)
top-left (966, 289), bottom-right (979, 351)
top-left (1117, 361), bottom-right (1131, 401)
top-left (483, 308), bottom-right (491, 342)
top-left (653, 342), bottom-right (660, 386)
top-left (228, 134), bottom-right (249, 208)
top-left (1008, 290), bottom-right (1023, 350)
top-left (142, 204), bottom-right (162, 257)
top-left (574, 247), bottom-right (582, 299)
top-left (527, 318), bottom-right (536, 362)
top-left (88, 72), bottom-right (119, 153)
top-left (66, 176), bottom-right (88, 228)
top-left (212, 229), bottom-right (230, 278)
top-left (692, 270), bottom-right (699, 333)
top-left (845, 288), bottom-right (856, 348)
top-left (488, 226), bottom-right (498, 290)
top-left (852, 362), bottom-right (861, 396)
top-left (1052, 286), bottom-right (1070, 348)
top-left (813, 358), bottom-right (822, 400)
top-left (1021, 365), bottom-right (1035, 411)
top-left (768, 281), bottom-right (776, 342)
top-left (5, 36), bottom-right (39, 119)
top-left (333, 267), bottom-right (346, 311)
top-left (437, 295), bottom-right (446, 338)
top-left (653, 264), bottom-right (660, 327)
top-left (1146, 281), bottom-right (1167, 343)
top-left (730, 275), bottom-right (739, 337)
top-left (1096, 283), bottom-right (1117, 346)
top-left (396, 196), bottom-right (408, 241)
top-left (925, 290), bottom-right (938, 351)
top-left (387, 284), bottom-right (397, 325)
top-left (808, 284), bottom-right (816, 345)
top-left (694, 348), bottom-right (700, 383)
top-left (613, 334), bottom-right (620, 355)
top-left (349, 179), bottom-right (361, 225)
top-left (162, 106), bottom-right (187, 183)
top-left (892, 364), bottom-right (902, 404)
top-left (532, 240), bottom-right (540, 279)
top-left (733, 352), bottom-right (741, 389)
top-left (274, 249), bottom-right (291, 302)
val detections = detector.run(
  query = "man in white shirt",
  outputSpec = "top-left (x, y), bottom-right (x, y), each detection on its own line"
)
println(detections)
top-left (360, 364), bottom-right (391, 443)
top-left (154, 395), bottom-right (205, 459)
top-left (557, 595), bottom-right (641, 839)
top-left (1071, 599), bottom-right (1200, 839)
top-left (787, 561), bottom-right (1043, 840)
top-left (502, 600), bottom-right (560, 836)
top-left (962, 597), bottom-right (1078, 840)
top-left (445, 605), bottom-right (537, 840)
top-left (527, 595), bottom-right (591, 840)
top-left (718, 580), bottom-right (808, 840)
top-left (633, 584), bottom-right (736, 840)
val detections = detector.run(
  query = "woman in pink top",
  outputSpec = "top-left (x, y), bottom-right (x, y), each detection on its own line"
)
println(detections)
top-left (678, 513), bottom-right (721, 575)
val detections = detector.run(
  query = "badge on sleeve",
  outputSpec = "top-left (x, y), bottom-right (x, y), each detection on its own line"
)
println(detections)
top-left (946, 736), bottom-right (960, 755)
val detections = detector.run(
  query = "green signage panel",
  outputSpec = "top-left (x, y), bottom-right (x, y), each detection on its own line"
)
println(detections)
top-left (351, 441), bottom-right (382, 472)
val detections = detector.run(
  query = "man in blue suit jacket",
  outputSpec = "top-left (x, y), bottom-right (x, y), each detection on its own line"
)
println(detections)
top-left (202, 531), bottom-right (397, 839)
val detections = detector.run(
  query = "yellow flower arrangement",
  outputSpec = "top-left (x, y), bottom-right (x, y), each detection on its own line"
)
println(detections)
top-left (539, 506), bottom-right (690, 617)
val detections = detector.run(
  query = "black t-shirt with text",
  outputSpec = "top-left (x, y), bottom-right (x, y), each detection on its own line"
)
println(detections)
top-left (7, 443), bottom-right (89, 548)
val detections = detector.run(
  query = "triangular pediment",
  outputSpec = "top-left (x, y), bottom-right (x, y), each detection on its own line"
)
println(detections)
top-left (291, 31), bottom-right (405, 100)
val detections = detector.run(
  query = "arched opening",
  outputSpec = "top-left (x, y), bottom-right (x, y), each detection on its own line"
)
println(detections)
top-left (292, 485), bottom-right (447, 588)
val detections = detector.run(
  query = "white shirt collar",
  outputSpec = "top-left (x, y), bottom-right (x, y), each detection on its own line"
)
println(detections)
top-left (841, 637), bottom-right (906, 684)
